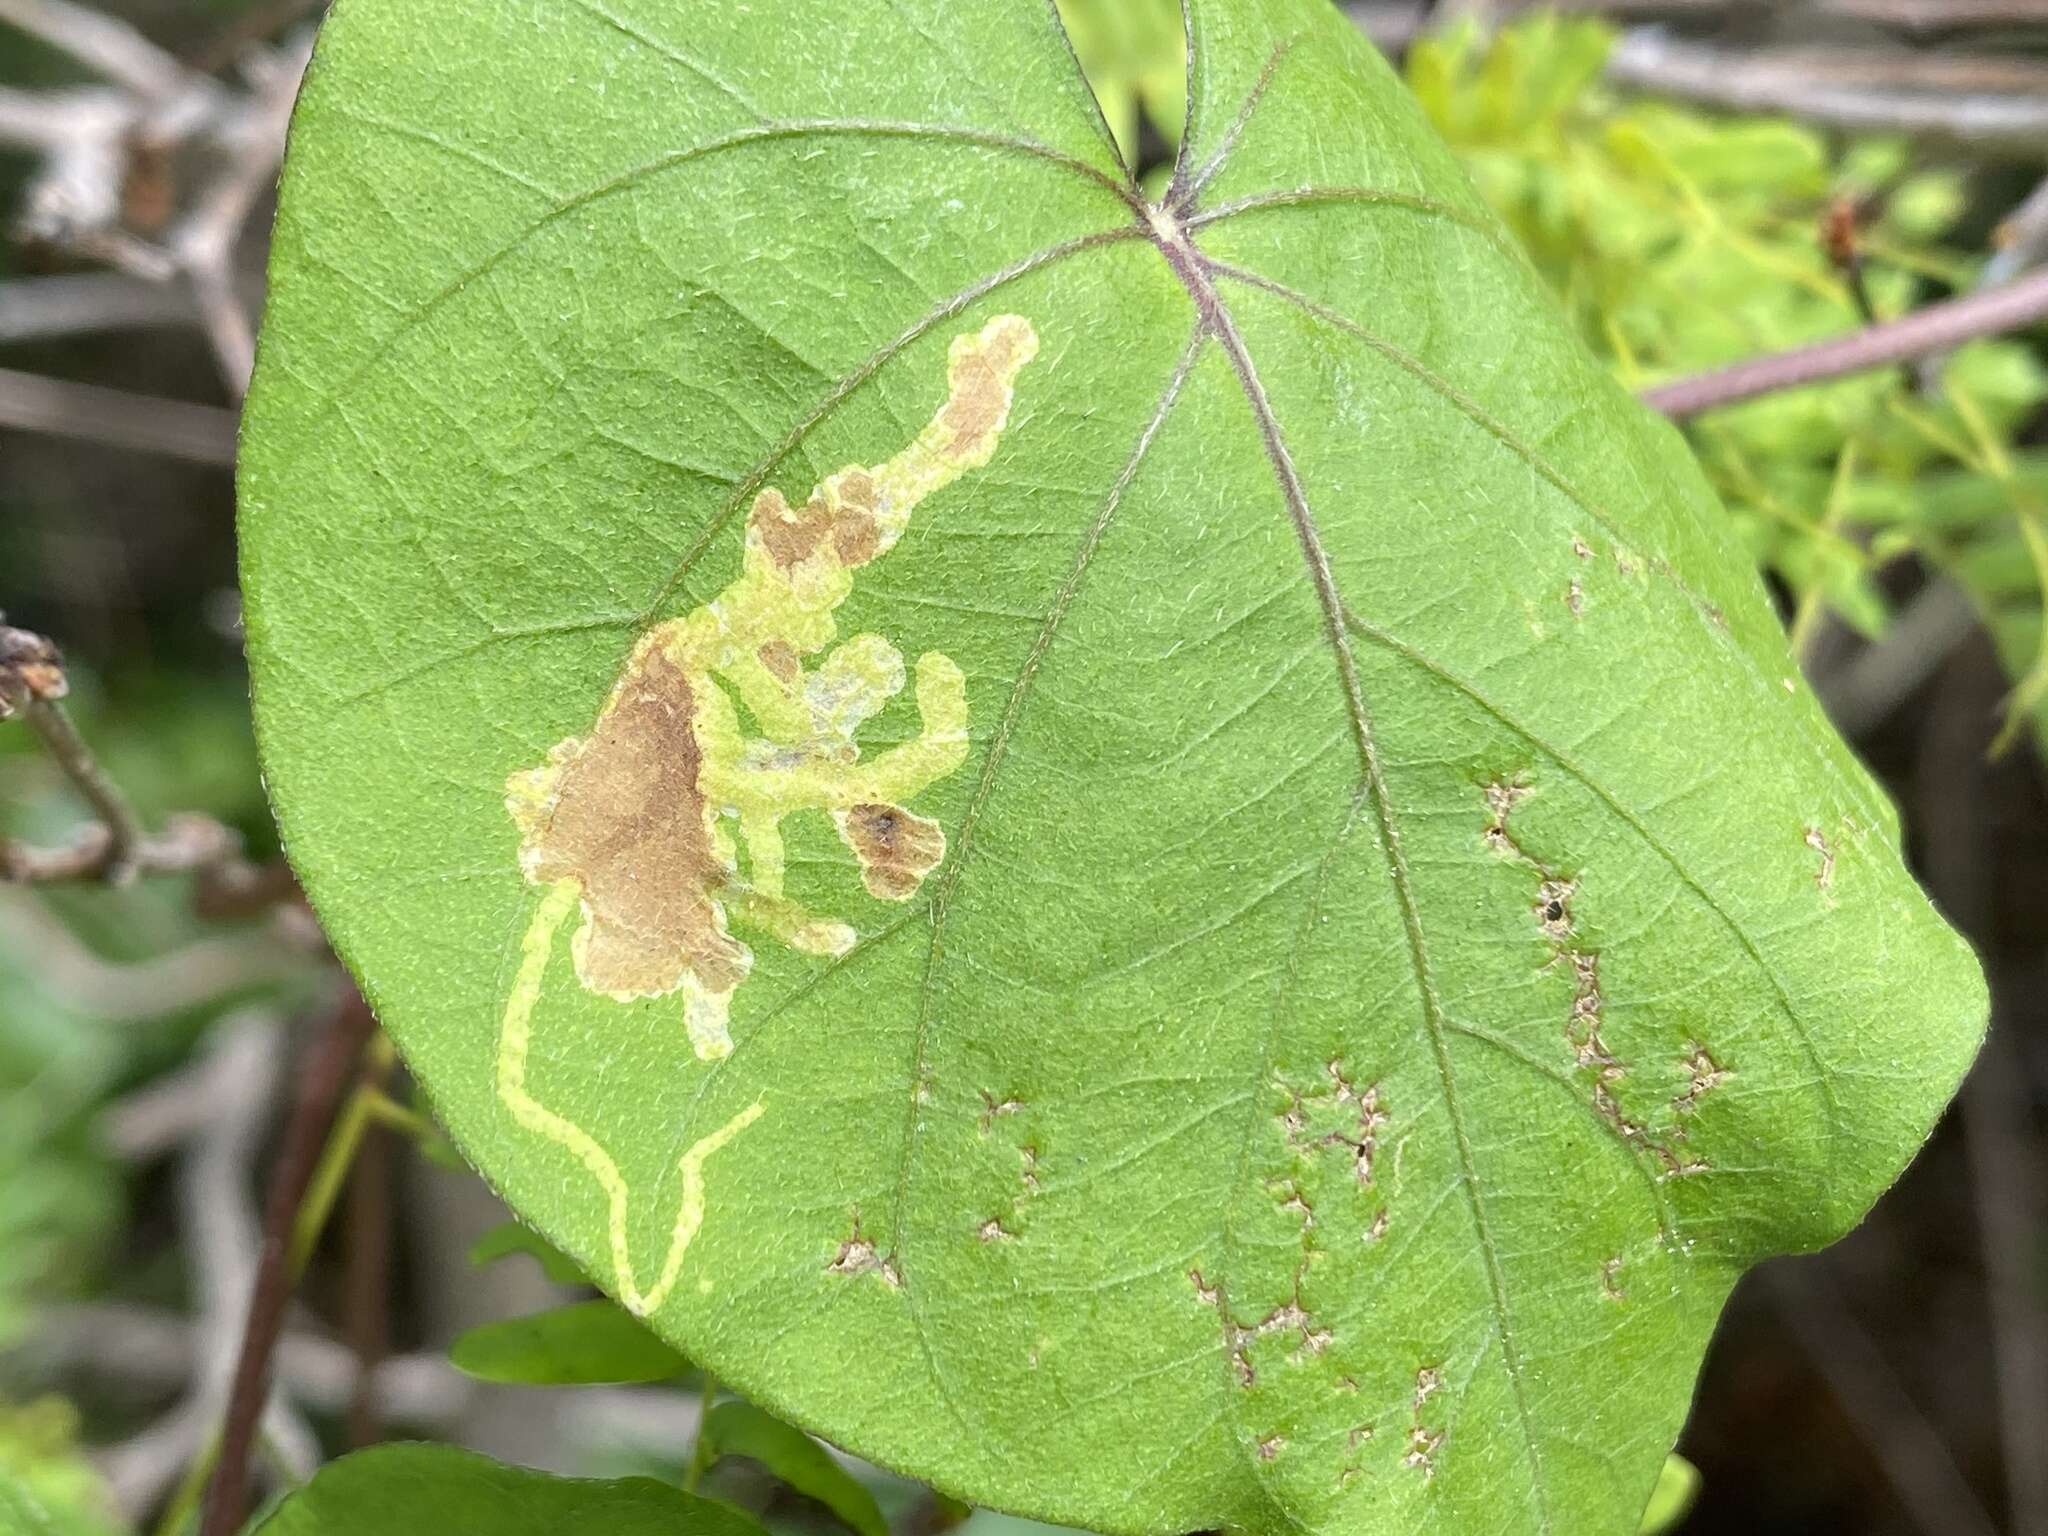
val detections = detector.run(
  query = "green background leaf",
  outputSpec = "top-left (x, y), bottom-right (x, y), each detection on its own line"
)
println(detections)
top-left (702, 1401), bottom-right (887, 1536)
top-left (248, 1444), bottom-right (765, 1536)
top-left (468, 1219), bottom-right (589, 1287)
top-left (240, 1), bottom-right (1986, 1531)
top-left (449, 1299), bottom-right (687, 1385)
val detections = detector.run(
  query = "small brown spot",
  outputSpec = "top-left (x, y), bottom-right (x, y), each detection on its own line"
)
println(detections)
top-left (835, 469), bottom-right (878, 510)
top-left (756, 639), bottom-right (800, 686)
top-left (1403, 1427), bottom-right (1443, 1480)
top-left (1272, 1179), bottom-right (1316, 1231)
top-left (1601, 1256), bottom-right (1626, 1302)
top-left (1536, 878), bottom-right (1575, 938)
top-left (976, 1217), bottom-right (1014, 1243)
top-left (1256, 1434), bottom-right (1286, 1462)
top-left (1675, 1046), bottom-right (1730, 1115)
top-left (827, 1216), bottom-right (901, 1286)
top-left (1349, 1424), bottom-right (1375, 1449)
top-left (1364, 1208), bottom-right (1389, 1244)
top-left (1020, 1145), bottom-right (1041, 1196)
top-left (1483, 779), bottom-right (1531, 856)
top-left (1565, 579), bottom-right (1585, 617)
top-left (1404, 1366), bottom-right (1445, 1480)
top-left (749, 487), bottom-right (834, 570)
top-left (837, 802), bottom-right (946, 901)
top-left (514, 646), bottom-right (745, 1001)
top-left (978, 1090), bottom-right (1023, 1133)
top-left (1805, 826), bottom-right (1836, 892)
top-left (832, 507), bottom-right (882, 567)
top-left (1571, 537), bottom-right (1594, 561)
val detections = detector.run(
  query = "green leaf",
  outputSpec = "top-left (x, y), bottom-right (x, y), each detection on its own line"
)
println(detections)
top-left (1636, 1454), bottom-right (1699, 1535)
top-left (701, 1401), bottom-right (886, 1536)
top-left (247, 1444), bottom-right (764, 1536)
top-left (450, 1300), bottom-right (687, 1385)
top-left (240, 1), bottom-right (1985, 1532)
top-left (469, 1219), bottom-right (589, 1286)
top-left (1053, 0), bottom-right (1187, 159)
top-left (0, 1402), bottom-right (124, 1536)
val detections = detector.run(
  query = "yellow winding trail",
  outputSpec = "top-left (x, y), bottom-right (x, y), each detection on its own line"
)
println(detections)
top-left (497, 879), bottom-right (763, 1316)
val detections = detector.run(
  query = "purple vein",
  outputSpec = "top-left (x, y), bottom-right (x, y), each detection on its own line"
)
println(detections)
top-left (292, 119), bottom-right (1144, 451)
top-left (1202, 254), bottom-right (1895, 840)
top-left (1169, 34), bottom-right (1303, 214)
top-left (1186, 184), bottom-right (1520, 265)
top-left (886, 319), bottom-right (1208, 1268)
top-left (1155, 221), bottom-right (1556, 1532)
top-left (636, 224), bottom-right (1146, 622)
top-left (869, 317), bottom-right (1204, 1461)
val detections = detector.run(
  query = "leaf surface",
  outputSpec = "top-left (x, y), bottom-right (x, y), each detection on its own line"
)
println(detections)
top-left (239, 1), bottom-right (1986, 1531)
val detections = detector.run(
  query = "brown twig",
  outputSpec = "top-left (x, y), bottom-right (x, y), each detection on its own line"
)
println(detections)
top-left (1642, 265), bottom-right (2048, 419)
top-left (1820, 0), bottom-right (2048, 32)
top-left (0, 367), bottom-right (239, 465)
top-left (1917, 649), bottom-right (2048, 1536)
top-left (0, 1), bottom-right (310, 395)
top-left (0, 620), bottom-right (256, 884)
top-left (1763, 1261), bottom-right (2003, 1536)
top-left (0, 0), bottom-right (190, 100)
top-left (0, 273), bottom-right (227, 344)
top-left (200, 988), bottom-right (378, 1536)
top-left (1609, 30), bottom-right (2048, 155)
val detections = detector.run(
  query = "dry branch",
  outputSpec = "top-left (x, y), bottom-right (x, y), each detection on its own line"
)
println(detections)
top-left (1820, 0), bottom-right (2048, 32)
top-left (1609, 30), bottom-right (2048, 155)
top-left (201, 989), bottom-right (379, 1536)
top-left (0, 620), bottom-right (256, 883)
top-left (0, 1), bottom-right (310, 395)
top-left (0, 368), bottom-right (239, 464)
top-left (1642, 266), bottom-right (2048, 418)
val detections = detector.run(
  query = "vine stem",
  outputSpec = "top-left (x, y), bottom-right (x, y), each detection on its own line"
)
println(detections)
top-left (1643, 264), bottom-right (2048, 419)
top-left (683, 1374), bottom-right (719, 1493)
top-left (198, 989), bottom-right (380, 1536)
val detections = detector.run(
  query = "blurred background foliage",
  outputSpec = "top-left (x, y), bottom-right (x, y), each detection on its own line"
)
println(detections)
top-left (6, 3), bottom-right (2048, 1535)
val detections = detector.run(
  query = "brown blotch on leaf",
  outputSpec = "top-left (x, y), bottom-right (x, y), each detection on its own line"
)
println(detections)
top-left (829, 471), bottom-right (884, 566)
top-left (832, 507), bottom-right (882, 567)
top-left (519, 647), bottom-right (745, 1000)
top-left (836, 802), bottom-right (945, 901)
top-left (751, 487), bottom-right (835, 571)
top-left (757, 639), bottom-right (800, 686)
top-left (939, 321), bottom-right (1032, 459)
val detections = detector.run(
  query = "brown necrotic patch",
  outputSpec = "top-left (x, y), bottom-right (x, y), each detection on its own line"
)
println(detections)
top-left (836, 803), bottom-right (946, 900)
top-left (512, 646), bottom-right (745, 1002)
top-left (937, 318), bottom-right (1035, 460)
top-left (749, 486), bottom-right (837, 571)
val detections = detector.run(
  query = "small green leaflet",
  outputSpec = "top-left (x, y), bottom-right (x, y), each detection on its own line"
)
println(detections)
top-left (247, 1444), bottom-right (765, 1536)
top-left (449, 1299), bottom-right (688, 1385)
top-left (239, 1), bottom-right (1985, 1532)
top-left (701, 1400), bottom-right (888, 1536)
top-left (468, 1219), bottom-right (588, 1286)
